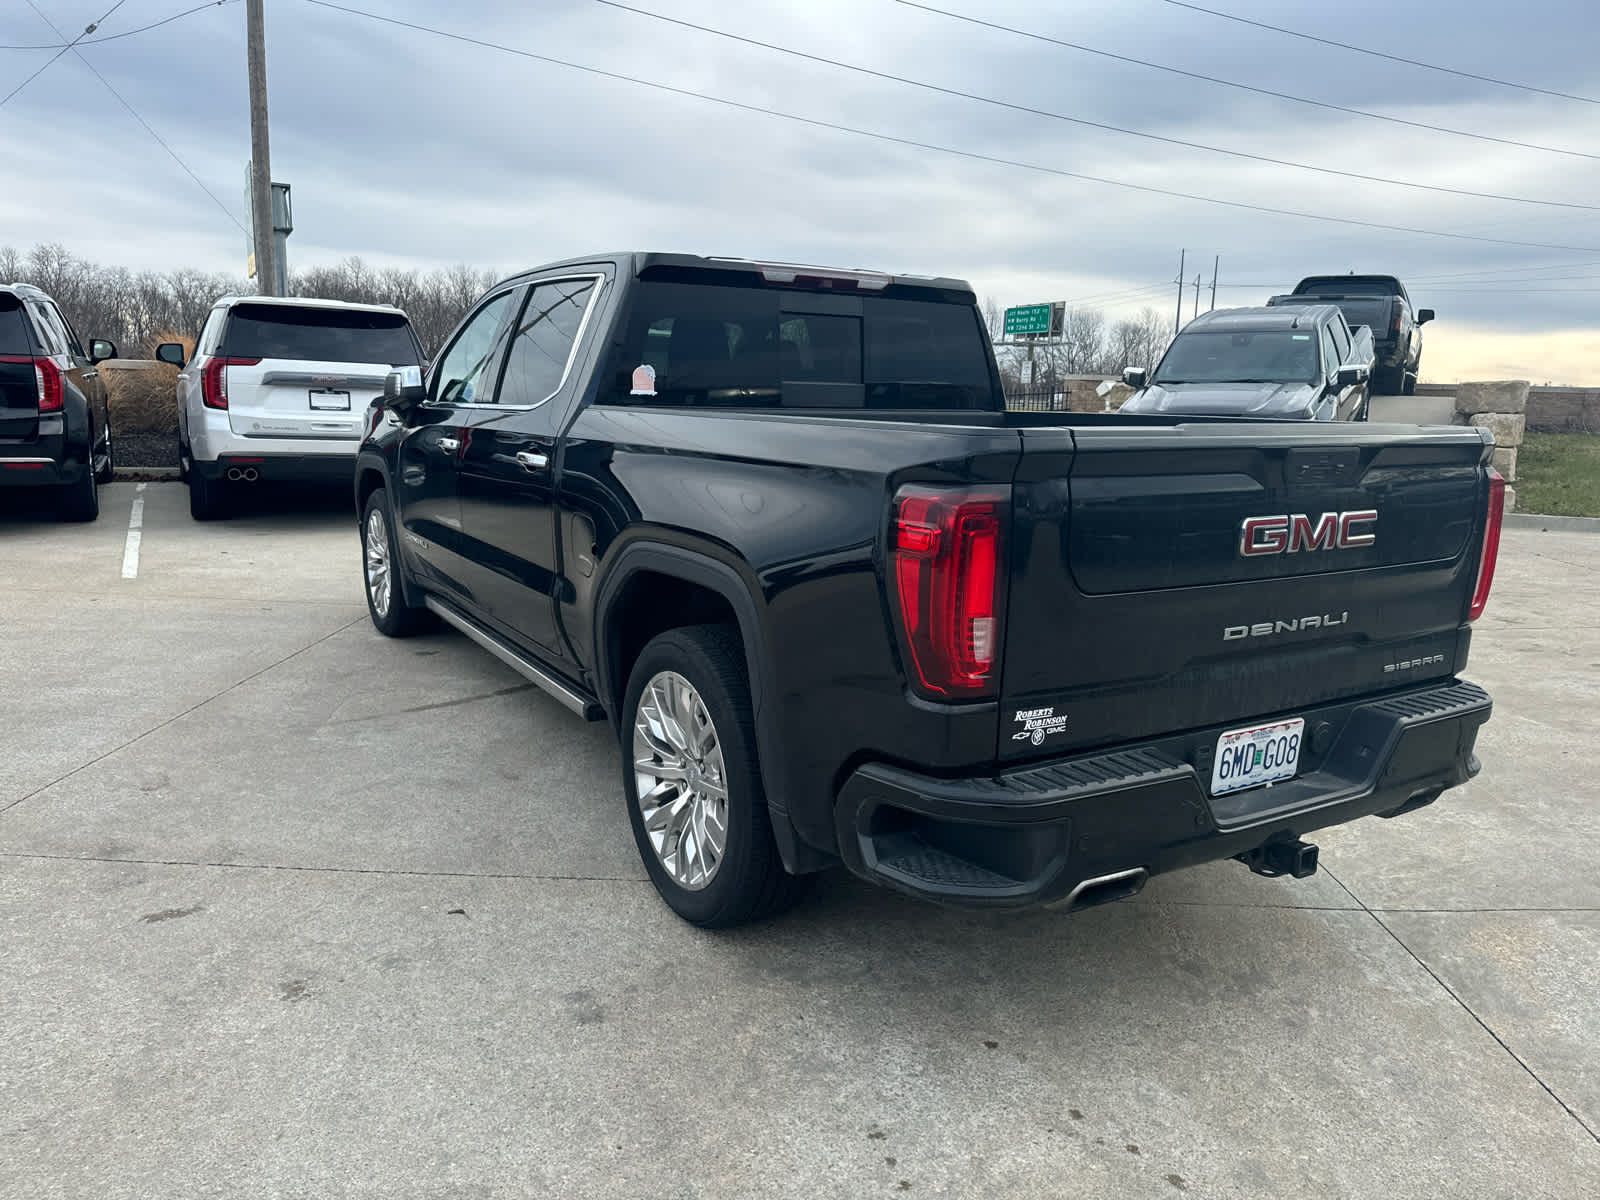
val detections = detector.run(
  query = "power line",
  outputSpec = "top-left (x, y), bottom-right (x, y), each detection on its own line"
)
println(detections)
top-left (0, 0), bottom-right (129, 108)
top-left (591, 1), bottom-right (1598, 212)
top-left (1157, 0), bottom-right (1600, 106)
top-left (891, 2), bottom-right (1598, 162)
top-left (303, 1), bottom-right (1600, 255)
top-left (0, 1), bottom-right (236, 50)
top-left (21, 0), bottom-right (248, 234)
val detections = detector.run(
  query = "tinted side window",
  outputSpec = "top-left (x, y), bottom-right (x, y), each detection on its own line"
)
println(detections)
top-left (198, 309), bottom-right (226, 357)
top-left (49, 303), bottom-right (85, 358)
top-left (1329, 316), bottom-right (1350, 361)
top-left (431, 291), bottom-right (514, 406)
top-left (222, 304), bottom-right (421, 364)
top-left (0, 295), bottom-right (36, 355)
top-left (26, 302), bottom-right (67, 356)
top-left (496, 279), bottom-right (597, 407)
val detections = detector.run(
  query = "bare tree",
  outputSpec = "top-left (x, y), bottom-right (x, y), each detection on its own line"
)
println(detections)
top-left (0, 243), bottom-right (497, 358)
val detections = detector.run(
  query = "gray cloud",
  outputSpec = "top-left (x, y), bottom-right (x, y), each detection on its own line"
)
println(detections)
top-left (3, 0), bottom-right (1597, 351)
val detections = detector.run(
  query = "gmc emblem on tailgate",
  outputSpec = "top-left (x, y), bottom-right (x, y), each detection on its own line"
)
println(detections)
top-left (1239, 510), bottom-right (1377, 557)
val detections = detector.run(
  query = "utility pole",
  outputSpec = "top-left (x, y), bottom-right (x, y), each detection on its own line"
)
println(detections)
top-left (247, 0), bottom-right (276, 296)
top-left (1192, 274), bottom-right (1201, 322)
top-left (1174, 249), bottom-right (1186, 334)
top-left (1209, 255), bottom-right (1219, 312)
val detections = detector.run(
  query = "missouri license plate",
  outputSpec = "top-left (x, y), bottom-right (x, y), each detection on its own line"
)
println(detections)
top-left (1211, 717), bottom-right (1304, 797)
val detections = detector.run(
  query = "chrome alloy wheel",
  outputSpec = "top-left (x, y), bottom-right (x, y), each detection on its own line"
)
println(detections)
top-left (364, 508), bottom-right (392, 617)
top-left (633, 670), bottom-right (729, 890)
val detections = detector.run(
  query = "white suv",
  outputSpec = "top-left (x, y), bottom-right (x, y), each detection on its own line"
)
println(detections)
top-left (157, 297), bottom-right (423, 520)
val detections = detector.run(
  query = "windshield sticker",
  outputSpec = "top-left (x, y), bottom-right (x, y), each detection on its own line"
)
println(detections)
top-left (1291, 334), bottom-right (1311, 340)
top-left (1012, 706), bottom-right (1068, 746)
top-left (631, 363), bottom-right (657, 396)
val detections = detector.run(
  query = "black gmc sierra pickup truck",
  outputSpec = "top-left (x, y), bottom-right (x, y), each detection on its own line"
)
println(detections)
top-left (354, 253), bottom-right (1500, 928)
top-left (1267, 275), bottom-right (1432, 395)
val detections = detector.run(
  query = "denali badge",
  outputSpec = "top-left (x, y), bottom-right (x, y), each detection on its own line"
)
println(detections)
top-left (1224, 611), bottom-right (1349, 641)
top-left (1239, 510), bottom-right (1377, 557)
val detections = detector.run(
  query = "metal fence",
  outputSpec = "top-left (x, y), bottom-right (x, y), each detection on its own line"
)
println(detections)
top-left (1004, 390), bottom-right (1067, 412)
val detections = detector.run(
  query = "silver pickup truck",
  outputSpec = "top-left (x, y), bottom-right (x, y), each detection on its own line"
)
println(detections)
top-left (1121, 305), bottom-right (1375, 421)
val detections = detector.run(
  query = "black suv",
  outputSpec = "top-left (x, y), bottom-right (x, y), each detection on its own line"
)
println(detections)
top-left (1, 283), bottom-right (116, 521)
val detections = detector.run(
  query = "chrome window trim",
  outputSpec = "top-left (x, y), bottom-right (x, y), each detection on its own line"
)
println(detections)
top-left (444, 273), bottom-right (607, 412)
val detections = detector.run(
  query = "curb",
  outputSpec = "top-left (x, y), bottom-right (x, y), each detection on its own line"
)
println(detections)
top-left (114, 468), bottom-right (181, 481)
top-left (1504, 512), bottom-right (1600, 534)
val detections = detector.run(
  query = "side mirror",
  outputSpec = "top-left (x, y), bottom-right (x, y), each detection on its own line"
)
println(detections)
top-left (1416, 308), bottom-right (1434, 325)
top-left (155, 342), bottom-right (186, 368)
top-left (1123, 367), bottom-right (1148, 389)
top-left (1336, 364), bottom-right (1368, 388)
top-left (89, 338), bottom-right (117, 364)
top-left (384, 365), bottom-right (427, 410)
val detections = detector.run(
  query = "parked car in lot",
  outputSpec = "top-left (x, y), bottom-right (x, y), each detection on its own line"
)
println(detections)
top-left (156, 297), bottom-right (424, 520)
top-left (354, 252), bottom-right (1500, 928)
top-left (0, 283), bottom-right (115, 521)
top-left (1266, 275), bottom-right (1431, 395)
top-left (1120, 305), bottom-right (1373, 421)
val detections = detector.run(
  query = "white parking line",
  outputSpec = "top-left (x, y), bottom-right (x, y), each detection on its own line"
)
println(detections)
top-left (121, 483), bottom-right (146, 580)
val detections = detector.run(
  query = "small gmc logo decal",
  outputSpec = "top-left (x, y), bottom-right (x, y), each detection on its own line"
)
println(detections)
top-left (1239, 510), bottom-right (1377, 557)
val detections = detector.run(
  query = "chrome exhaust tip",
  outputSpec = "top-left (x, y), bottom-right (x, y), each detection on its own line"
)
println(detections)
top-left (226, 467), bottom-right (243, 481)
top-left (1060, 866), bottom-right (1149, 912)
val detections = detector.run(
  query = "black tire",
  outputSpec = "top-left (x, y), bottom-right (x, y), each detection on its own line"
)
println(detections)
top-left (360, 487), bottom-right (435, 636)
top-left (1402, 371), bottom-right (1417, 396)
top-left (57, 464), bottom-right (99, 522)
top-left (1373, 365), bottom-right (1404, 395)
top-left (176, 432), bottom-right (190, 483)
top-left (95, 412), bottom-right (114, 484)
top-left (188, 470), bottom-right (228, 521)
top-left (621, 624), bottom-right (808, 928)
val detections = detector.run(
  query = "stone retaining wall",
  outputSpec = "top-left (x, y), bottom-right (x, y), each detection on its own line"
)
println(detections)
top-left (1418, 382), bottom-right (1600, 435)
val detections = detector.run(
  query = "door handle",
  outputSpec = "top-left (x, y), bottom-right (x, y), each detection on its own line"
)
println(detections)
top-left (438, 436), bottom-right (460, 452)
top-left (515, 450), bottom-right (549, 472)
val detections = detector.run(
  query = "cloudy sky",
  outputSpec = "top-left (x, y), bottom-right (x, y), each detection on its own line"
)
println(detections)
top-left (3, 0), bottom-right (1596, 381)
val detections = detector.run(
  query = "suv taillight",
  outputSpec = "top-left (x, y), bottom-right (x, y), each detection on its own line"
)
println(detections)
top-left (1468, 468), bottom-right (1506, 621)
top-left (200, 356), bottom-right (260, 410)
top-left (890, 485), bottom-right (1007, 698)
top-left (1390, 299), bottom-right (1403, 336)
top-left (0, 355), bottom-right (63, 411)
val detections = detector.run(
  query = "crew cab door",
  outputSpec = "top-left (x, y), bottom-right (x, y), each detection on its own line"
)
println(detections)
top-left (395, 288), bottom-right (516, 602)
top-left (455, 275), bottom-right (604, 659)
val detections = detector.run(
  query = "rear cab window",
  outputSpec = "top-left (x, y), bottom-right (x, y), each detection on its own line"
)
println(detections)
top-left (600, 270), bottom-right (1001, 411)
top-left (222, 304), bottom-right (422, 365)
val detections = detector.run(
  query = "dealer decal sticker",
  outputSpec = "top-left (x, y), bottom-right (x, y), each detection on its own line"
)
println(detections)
top-left (1012, 706), bottom-right (1068, 745)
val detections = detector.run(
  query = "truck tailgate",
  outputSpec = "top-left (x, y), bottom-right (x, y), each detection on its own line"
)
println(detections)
top-left (999, 421), bottom-right (1491, 761)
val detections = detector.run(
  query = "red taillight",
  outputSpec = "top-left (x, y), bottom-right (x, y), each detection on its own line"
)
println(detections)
top-left (1390, 299), bottom-right (1403, 336)
top-left (1, 355), bottom-right (62, 411)
top-left (1468, 468), bottom-right (1506, 621)
top-left (890, 485), bottom-right (1007, 698)
top-left (200, 356), bottom-right (260, 410)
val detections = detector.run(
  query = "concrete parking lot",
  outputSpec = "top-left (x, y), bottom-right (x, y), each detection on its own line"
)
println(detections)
top-left (2, 481), bottom-right (1597, 1198)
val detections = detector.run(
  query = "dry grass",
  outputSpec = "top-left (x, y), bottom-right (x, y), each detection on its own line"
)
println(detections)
top-left (103, 327), bottom-right (190, 434)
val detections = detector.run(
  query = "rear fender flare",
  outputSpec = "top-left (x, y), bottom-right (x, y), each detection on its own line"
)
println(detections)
top-left (594, 542), bottom-right (832, 873)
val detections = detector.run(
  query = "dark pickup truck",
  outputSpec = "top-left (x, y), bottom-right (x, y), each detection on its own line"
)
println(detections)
top-left (1267, 275), bottom-right (1432, 395)
top-left (355, 252), bottom-right (1501, 928)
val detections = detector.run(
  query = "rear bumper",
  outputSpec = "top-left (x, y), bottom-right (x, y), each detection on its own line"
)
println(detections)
top-left (834, 679), bottom-right (1491, 909)
top-left (1, 417), bottom-right (89, 488)
top-left (194, 454), bottom-right (354, 484)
